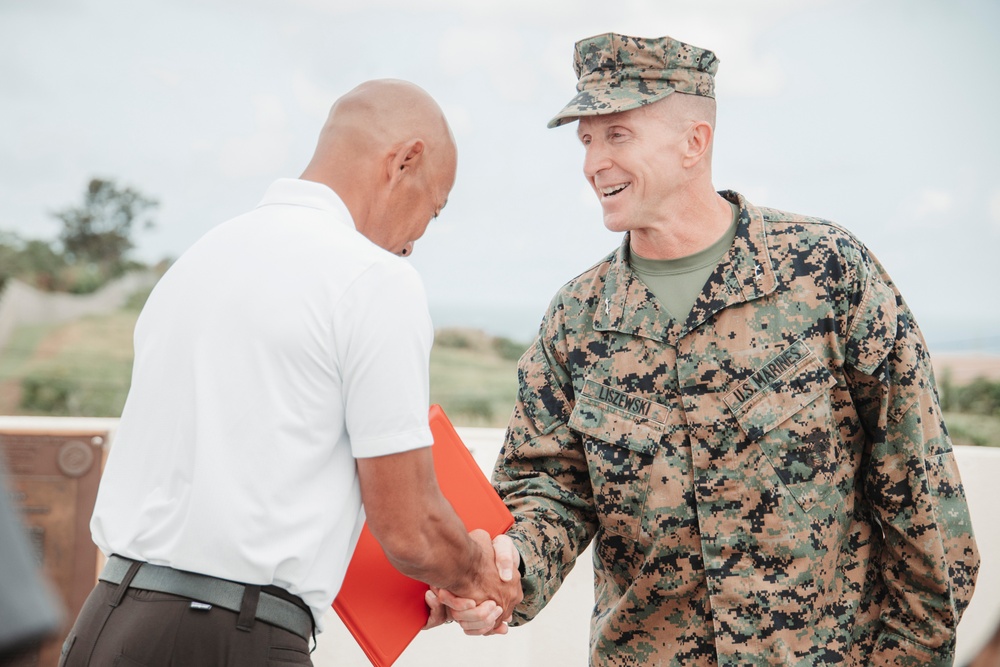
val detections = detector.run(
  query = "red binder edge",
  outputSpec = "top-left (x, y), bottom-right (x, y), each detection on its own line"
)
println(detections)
top-left (332, 405), bottom-right (514, 667)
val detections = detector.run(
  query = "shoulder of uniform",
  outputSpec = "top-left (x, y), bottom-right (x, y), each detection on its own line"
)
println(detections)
top-left (534, 247), bottom-right (617, 333)
top-left (759, 208), bottom-right (873, 290)
top-left (553, 248), bottom-right (616, 302)
top-left (759, 206), bottom-right (870, 267)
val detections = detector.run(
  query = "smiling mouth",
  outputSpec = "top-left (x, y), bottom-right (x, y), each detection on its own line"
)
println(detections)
top-left (600, 183), bottom-right (629, 198)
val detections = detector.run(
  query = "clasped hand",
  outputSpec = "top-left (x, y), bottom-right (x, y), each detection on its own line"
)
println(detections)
top-left (424, 531), bottom-right (522, 636)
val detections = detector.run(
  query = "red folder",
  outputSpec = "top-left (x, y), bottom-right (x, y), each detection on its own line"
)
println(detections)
top-left (332, 405), bottom-right (514, 667)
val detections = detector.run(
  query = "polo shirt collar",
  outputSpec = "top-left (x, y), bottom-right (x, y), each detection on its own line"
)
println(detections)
top-left (257, 178), bottom-right (356, 230)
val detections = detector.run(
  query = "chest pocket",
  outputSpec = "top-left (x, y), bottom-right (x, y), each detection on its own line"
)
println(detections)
top-left (725, 341), bottom-right (839, 513)
top-left (569, 379), bottom-right (667, 540)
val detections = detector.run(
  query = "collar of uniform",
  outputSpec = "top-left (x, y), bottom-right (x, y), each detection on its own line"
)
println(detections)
top-left (592, 192), bottom-right (777, 343)
top-left (593, 235), bottom-right (669, 341)
top-left (721, 190), bottom-right (777, 302)
top-left (256, 178), bottom-right (356, 230)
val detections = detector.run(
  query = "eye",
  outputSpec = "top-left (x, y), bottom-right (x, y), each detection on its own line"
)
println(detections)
top-left (607, 126), bottom-right (630, 142)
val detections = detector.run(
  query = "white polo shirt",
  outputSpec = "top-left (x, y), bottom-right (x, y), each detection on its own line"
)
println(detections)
top-left (91, 178), bottom-right (434, 630)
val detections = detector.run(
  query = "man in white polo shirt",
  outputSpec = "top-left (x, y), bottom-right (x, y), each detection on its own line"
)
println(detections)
top-left (59, 79), bottom-right (520, 666)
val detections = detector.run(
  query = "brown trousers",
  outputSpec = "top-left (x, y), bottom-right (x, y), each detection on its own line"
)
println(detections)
top-left (58, 580), bottom-right (312, 667)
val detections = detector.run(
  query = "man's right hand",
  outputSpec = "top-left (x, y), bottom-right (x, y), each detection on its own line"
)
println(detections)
top-left (357, 449), bottom-right (521, 633)
top-left (435, 533), bottom-right (522, 636)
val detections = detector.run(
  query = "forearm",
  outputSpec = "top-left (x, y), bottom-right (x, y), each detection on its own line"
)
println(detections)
top-left (376, 495), bottom-right (488, 596)
top-left (357, 447), bottom-right (518, 619)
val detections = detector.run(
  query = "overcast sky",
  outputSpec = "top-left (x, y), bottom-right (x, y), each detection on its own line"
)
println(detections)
top-left (2, 0), bottom-right (998, 349)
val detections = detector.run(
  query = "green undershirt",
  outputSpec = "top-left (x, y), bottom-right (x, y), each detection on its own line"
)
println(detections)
top-left (628, 202), bottom-right (740, 322)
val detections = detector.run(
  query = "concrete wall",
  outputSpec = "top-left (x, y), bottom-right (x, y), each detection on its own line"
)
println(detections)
top-left (0, 272), bottom-right (157, 351)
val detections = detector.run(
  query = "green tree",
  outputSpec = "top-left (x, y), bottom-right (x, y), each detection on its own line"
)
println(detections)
top-left (53, 178), bottom-right (158, 277)
top-left (0, 231), bottom-right (68, 291)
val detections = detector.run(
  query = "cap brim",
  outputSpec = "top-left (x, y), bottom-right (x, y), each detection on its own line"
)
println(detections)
top-left (546, 87), bottom-right (676, 129)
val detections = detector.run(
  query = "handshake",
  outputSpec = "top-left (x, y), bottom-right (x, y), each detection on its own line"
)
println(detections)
top-left (423, 531), bottom-right (523, 636)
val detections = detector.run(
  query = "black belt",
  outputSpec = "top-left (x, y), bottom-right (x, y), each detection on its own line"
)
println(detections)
top-left (99, 555), bottom-right (314, 641)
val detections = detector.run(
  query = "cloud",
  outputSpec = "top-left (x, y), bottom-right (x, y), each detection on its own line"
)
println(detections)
top-left (909, 189), bottom-right (954, 220)
top-left (438, 27), bottom-right (539, 103)
top-left (217, 94), bottom-right (292, 180)
top-left (440, 103), bottom-right (474, 138)
top-left (990, 190), bottom-right (1000, 231)
top-left (291, 70), bottom-right (337, 120)
top-left (884, 188), bottom-right (956, 234)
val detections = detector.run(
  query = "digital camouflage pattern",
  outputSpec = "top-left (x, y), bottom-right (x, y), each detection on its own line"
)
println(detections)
top-left (547, 33), bottom-right (720, 129)
top-left (494, 192), bottom-right (979, 666)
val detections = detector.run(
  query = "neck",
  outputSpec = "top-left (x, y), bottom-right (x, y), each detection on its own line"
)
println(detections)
top-left (629, 189), bottom-right (732, 260)
top-left (301, 159), bottom-right (369, 231)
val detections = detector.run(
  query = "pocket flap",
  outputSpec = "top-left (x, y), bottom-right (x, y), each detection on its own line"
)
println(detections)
top-left (726, 343), bottom-right (836, 439)
top-left (568, 380), bottom-right (666, 456)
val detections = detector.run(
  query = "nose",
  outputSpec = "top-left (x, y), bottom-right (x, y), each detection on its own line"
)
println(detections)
top-left (582, 142), bottom-right (611, 181)
top-left (399, 241), bottom-right (414, 257)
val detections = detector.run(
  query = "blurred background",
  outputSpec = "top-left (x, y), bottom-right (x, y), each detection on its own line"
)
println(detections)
top-left (2, 0), bottom-right (998, 428)
top-left (1, 0), bottom-right (999, 664)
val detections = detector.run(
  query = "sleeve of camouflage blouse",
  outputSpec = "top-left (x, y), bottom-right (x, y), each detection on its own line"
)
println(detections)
top-left (492, 336), bottom-right (599, 624)
top-left (845, 256), bottom-right (980, 666)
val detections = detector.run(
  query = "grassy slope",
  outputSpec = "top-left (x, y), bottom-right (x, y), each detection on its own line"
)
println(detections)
top-left (0, 309), bottom-right (522, 426)
top-left (945, 412), bottom-right (1000, 448)
top-left (430, 344), bottom-right (519, 428)
top-left (8, 311), bottom-right (136, 416)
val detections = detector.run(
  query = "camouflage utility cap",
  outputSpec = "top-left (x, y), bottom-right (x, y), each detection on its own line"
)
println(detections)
top-left (547, 32), bottom-right (720, 129)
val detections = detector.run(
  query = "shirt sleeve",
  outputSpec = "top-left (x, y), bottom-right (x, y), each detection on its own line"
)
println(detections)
top-left (493, 326), bottom-right (599, 624)
top-left (336, 259), bottom-right (434, 458)
top-left (845, 252), bottom-right (980, 666)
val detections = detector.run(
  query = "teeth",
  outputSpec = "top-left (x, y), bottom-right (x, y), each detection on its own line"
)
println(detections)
top-left (601, 183), bottom-right (629, 197)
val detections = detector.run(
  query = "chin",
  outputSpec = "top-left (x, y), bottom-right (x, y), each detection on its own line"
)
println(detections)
top-left (601, 214), bottom-right (632, 234)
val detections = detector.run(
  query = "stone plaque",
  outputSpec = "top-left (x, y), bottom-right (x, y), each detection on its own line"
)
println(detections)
top-left (1, 422), bottom-right (111, 667)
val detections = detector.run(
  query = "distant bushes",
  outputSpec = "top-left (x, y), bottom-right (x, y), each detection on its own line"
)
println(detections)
top-left (430, 328), bottom-right (528, 427)
top-left (19, 367), bottom-right (130, 417)
top-left (940, 372), bottom-right (1000, 447)
top-left (940, 373), bottom-right (1000, 418)
top-left (435, 327), bottom-right (529, 362)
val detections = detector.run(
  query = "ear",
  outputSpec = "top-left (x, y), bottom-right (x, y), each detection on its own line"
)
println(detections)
top-left (387, 139), bottom-right (426, 186)
top-left (683, 121), bottom-right (713, 167)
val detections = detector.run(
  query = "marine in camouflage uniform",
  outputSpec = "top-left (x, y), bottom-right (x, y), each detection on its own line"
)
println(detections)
top-left (492, 33), bottom-right (980, 666)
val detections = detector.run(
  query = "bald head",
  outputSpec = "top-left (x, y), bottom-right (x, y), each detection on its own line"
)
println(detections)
top-left (311, 80), bottom-right (455, 167)
top-left (301, 79), bottom-right (457, 256)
